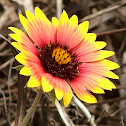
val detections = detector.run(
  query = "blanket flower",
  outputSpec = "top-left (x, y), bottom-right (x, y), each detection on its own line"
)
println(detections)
top-left (9, 7), bottom-right (119, 107)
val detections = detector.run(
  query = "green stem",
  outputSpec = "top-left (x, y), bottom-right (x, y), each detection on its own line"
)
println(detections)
top-left (21, 89), bottom-right (42, 126)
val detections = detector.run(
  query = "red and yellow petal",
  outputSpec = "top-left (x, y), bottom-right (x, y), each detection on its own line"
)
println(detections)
top-left (52, 17), bottom-right (59, 28)
top-left (41, 73), bottom-right (54, 92)
top-left (79, 73), bottom-right (116, 90)
top-left (80, 59), bottom-right (119, 70)
top-left (78, 21), bottom-right (89, 35)
top-left (52, 17), bottom-right (59, 42)
top-left (69, 15), bottom-right (78, 27)
top-left (75, 41), bottom-right (106, 57)
top-left (27, 75), bottom-right (41, 87)
top-left (19, 8), bottom-right (54, 48)
top-left (79, 63), bottom-right (119, 79)
top-left (73, 33), bottom-right (97, 51)
top-left (84, 33), bottom-right (97, 42)
top-left (94, 41), bottom-right (107, 49)
top-left (26, 55), bottom-right (45, 78)
top-left (78, 50), bottom-right (115, 62)
top-left (35, 7), bottom-right (54, 44)
top-left (11, 42), bottom-right (23, 51)
top-left (73, 76), bottom-right (105, 94)
top-left (98, 77), bottom-right (116, 90)
top-left (100, 59), bottom-right (120, 70)
top-left (62, 80), bottom-right (72, 107)
top-left (71, 80), bottom-right (97, 103)
top-left (41, 73), bottom-right (72, 106)
top-left (46, 77), bottom-right (64, 101)
top-left (53, 78), bottom-right (64, 100)
top-left (28, 62), bottom-right (45, 77)
top-left (15, 51), bottom-right (45, 79)
top-left (105, 71), bottom-right (119, 79)
top-left (15, 52), bottom-right (27, 65)
top-left (19, 14), bottom-right (44, 48)
top-left (57, 11), bottom-right (84, 49)
top-left (15, 51), bottom-right (41, 65)
top-left (20, 66), bottom-right (33, 76)
top-left (9, 27), bottom-right (38, 55)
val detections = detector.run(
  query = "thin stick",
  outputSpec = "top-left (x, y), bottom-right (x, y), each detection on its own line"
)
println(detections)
top-left (79, 2), bottom-right (126, 23)
top-left (21, 89), bottom-right (42, 126)
top-left (56, 0), bottom-right (63, 19)
top-left (73, 95), bottom-right (97, 126)
top-left (55, 99), bottom-right (75, 126)
top-left (0, 34), bottom-right (11, 45)
top-left (23, 0), bottom-right (34, 13)
top-left (7, 60), bottom-right (13, 123)
top-left (97, 28), bottom-right (126, 36)
top-left (0, 58), bottom-right (14, 71)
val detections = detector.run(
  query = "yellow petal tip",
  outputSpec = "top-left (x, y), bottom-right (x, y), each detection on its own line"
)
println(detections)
top-left (41, 75), bottom-right (53, 92)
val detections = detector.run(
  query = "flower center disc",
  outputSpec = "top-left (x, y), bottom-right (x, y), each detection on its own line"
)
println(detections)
top-left (39, 43), bottom-right (80, 81)
top-left (52, 47), bottom-right (71, 65)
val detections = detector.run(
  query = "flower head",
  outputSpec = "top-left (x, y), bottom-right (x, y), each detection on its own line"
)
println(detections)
top-left (9, 7), bottom-right (119, 107)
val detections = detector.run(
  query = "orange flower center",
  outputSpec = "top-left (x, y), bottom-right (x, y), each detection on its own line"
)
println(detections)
top-left (52, 47), bottom-right (71, 64)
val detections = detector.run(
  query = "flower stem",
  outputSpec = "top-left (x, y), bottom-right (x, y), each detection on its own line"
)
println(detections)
top-left (21, 89), bottom-right (42, 126)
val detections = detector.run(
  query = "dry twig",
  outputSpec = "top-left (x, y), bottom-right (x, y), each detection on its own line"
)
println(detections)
top-left (73, 95), bottom-right (97, 126)
top-left (55, 99), bottom-right (75, 126)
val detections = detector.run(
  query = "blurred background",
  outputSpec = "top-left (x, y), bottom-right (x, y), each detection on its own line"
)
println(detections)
top-left (0, 0), bottom-right (126, 126)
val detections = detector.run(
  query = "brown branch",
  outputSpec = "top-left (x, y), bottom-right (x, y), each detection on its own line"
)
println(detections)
top-left (79, 2), bottom-right (126, 23)
top-left (97, 28), bottom-right (126, 36)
